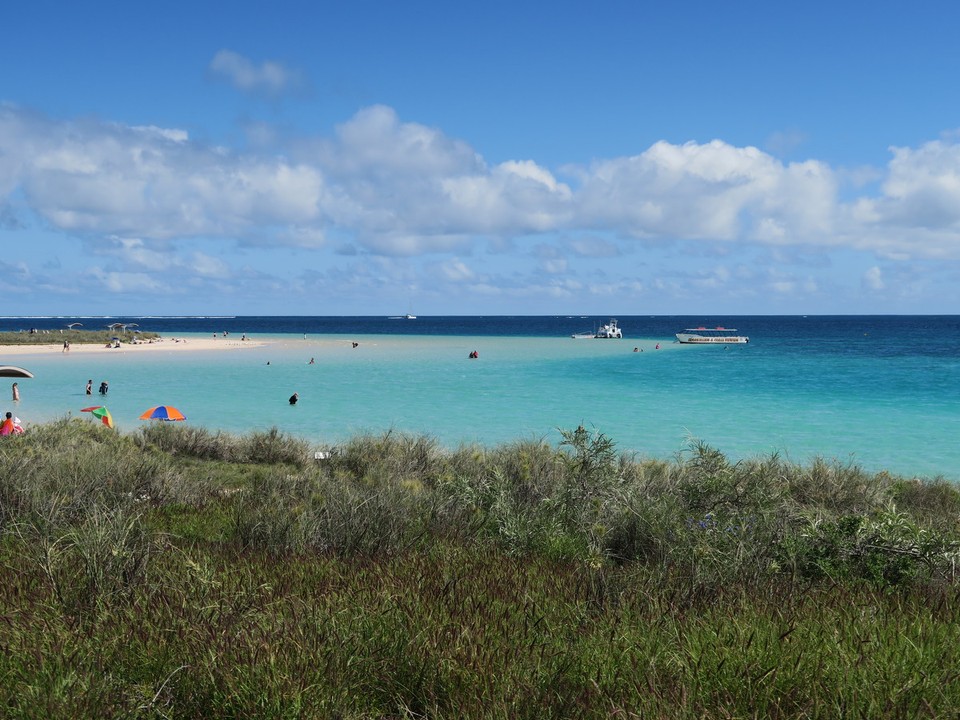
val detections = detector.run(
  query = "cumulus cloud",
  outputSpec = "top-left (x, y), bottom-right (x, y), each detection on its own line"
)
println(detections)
top-left (863, 266), bottom-right (885, 291)
top-left (0, 106), bottom-right (325, 242)
top-left (208, 50), bottom-right (302, 97)
top-left (846, 139), bottom-right (960, 259)
top-left (303, 105), bottom-right (573, 253)
top-left (573, 139), bottom-right (837, 247)
top-left (6, 99), bottom-right (960, 315)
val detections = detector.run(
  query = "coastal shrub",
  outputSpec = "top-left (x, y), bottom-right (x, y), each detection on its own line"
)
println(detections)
top-left (139, 423), bottom-right (311, 468)
top-left (783, 455), bottom-right (887, 515)
top-left (0, 418), bottom-right (176, 532)
top-left (672, 442), bottom-right (784, 515)
top-left (233, 467), bottom-right (429, 557)
top-left (889, 477), bottom-right (960, 531)
top-left (329, 430), bottom-right (444, 490)
top-left (601, 459), bottom-right (680, 566)
top-left (431, 447), bottom-right (500, 542)
top-left (306, 474), bottom-right (430, 556)
top-left (232, 469), bottom-right (314, 552)
top-left (7, 420), bottom-right (960, 717)
top-left (557, 426), bottom-right (619, 513)
top-left (138, 422), bottom-right (244, 463)
top-left (242, 427), bottom-right (311, 467)
top-left (0, 329), bottom-right (159, 346)
top-left (31, 504), bottom-right (154, 616)
top-left (441, 438), bottom-right (580, 558)
top-left (485, 437), bottom-right (564, 509)
top-left (604, 443), bottom-right (789, 585)
top-left (778, 506), bottom-right (960, 585)
top-left (0, 420), bottom-right (169, 616)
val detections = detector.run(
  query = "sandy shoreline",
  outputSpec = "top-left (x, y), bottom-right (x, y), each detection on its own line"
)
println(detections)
top-left (0, 336), bottom-right (270, 357)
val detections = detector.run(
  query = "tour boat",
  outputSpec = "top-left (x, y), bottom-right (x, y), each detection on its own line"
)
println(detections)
top-left (572, 319), bottom-right (623, 339)
top-left (675, 327), bottom-right (749, 344)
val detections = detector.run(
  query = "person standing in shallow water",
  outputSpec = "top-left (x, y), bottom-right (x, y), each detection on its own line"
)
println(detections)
top-left (86, 380), bottom-right (92, 395)
top-left (11, 383), bottom-right (19, 402)
top-left (289, 392), bottom-right (299, 405)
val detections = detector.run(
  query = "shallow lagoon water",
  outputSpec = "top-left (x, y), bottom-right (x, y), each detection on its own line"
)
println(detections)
top-left (7, 323), bottom-right (960, 480)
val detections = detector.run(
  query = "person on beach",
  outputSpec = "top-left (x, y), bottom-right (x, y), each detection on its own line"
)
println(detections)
top-left (11, 383), bottom-right (19, 402)
top-left (289, 392), bottom-right (299, 405)
top-left (0, 412), bottom-right (14, 436)
top-left (86, 380), bottom-right (92, 395)
top-left (62, 340), bottom-right (70, 353)
top-left (99, 381), bottom-right (109, 395)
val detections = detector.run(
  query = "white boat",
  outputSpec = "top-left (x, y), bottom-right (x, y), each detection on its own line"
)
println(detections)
top-left (572, 318), bottom-right (623, 339)
top-left (676, 327), bottom-right (749, 344)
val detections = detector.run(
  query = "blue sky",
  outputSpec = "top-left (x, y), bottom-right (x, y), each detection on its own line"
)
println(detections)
top-left (3, 0), bottom-right (960, 316)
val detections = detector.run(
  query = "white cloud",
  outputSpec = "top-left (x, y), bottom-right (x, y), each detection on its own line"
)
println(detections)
top-left (574, 139), bottom-right (837, 246)
top-left (208, 50), bottom-right (301, 97)
top-left (542, 258), bottom-right (568, 274)
top-left (102, 237), bottom-right (177, 270)
top-left (567, 235), bottom-right (620, 258)
top-left (863, 265), bottom-right (885, 291)
top-left (7, 102), bottom-right (960, 314)
top-left (439, 259), bottom-right (475, 282)
top-left (190, 252), bottom-right (229, 278)
top-left (0, 106), bottom-right (326, 242)
top-left (91, 268), bottom-right (165, 293)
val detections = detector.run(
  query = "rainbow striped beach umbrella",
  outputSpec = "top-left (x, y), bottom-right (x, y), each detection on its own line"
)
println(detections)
top-left (81, 405), bottom-right (114, 428)
top-left (139, 405), bottom-right (186, 421)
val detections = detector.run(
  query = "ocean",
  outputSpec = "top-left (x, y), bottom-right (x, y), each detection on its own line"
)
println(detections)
top-left (4, 315), bottom-right (959, 480)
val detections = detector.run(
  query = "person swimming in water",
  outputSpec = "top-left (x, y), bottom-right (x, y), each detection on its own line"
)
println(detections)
top-left (289, 392), bottom-right (299, 405)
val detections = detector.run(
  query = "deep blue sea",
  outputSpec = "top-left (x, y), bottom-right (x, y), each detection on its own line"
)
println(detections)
top-left (4, 315), bottom-right (959, 480)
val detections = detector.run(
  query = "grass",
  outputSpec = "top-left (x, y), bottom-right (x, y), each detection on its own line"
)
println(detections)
top-left (1, 419), bottom-right (959, 717)
top-left (0, 329), bottom-right (161, 346)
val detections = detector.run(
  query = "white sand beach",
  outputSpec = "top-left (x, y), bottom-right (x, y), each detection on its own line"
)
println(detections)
top-left (0, 336), bottom-right (270, 357)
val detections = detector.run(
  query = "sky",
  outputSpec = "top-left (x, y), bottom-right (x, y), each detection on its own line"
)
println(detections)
top-left (3, 0), bottom-right (960, 316)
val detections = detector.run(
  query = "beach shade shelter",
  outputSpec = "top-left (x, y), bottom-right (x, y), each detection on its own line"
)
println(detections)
top-left (139, 405), bottom-right (186, 421)
top-left (0, 366), bottom-right (33, 378)
top-left (81, 405), bottom-right (114, 428)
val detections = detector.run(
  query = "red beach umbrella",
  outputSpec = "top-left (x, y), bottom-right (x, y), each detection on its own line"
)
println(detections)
top-left (139, 405), bottom-right (186, 421)
top-left (81, 405), bottom-right (115, 428)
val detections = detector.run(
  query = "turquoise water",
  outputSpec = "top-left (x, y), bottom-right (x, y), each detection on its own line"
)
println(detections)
top-left (6, 328), bottom-right (960, 479)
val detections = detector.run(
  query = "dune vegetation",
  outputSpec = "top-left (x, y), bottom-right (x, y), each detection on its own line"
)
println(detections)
top-left (1, 419), bottom-right (959, 718)
top-left (0, 329), bottom-right (161, 346)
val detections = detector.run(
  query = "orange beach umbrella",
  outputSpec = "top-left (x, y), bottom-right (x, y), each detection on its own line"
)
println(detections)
top-left (139, 405), bottom-right (186, 421)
